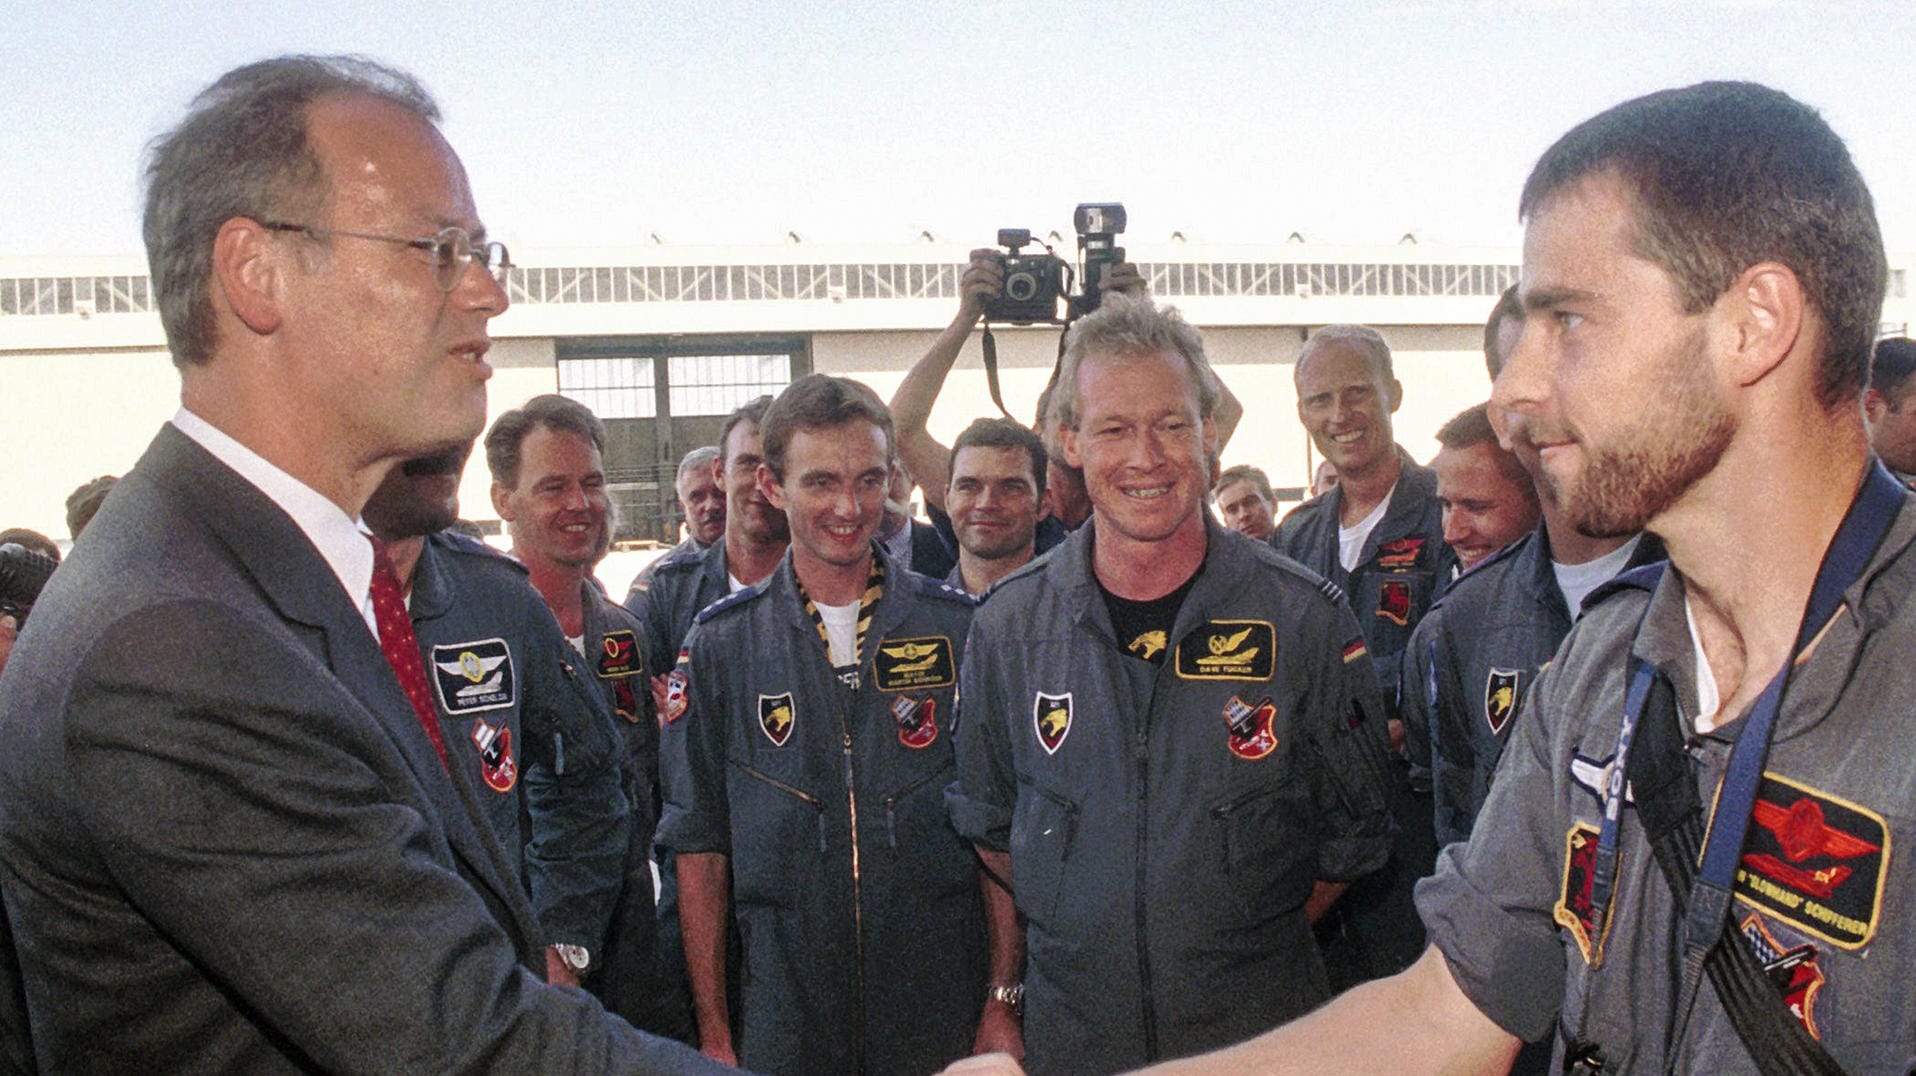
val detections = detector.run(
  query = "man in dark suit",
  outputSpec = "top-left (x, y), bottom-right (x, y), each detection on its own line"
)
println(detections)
top-left (0, 55), bottom-right (727, 1071)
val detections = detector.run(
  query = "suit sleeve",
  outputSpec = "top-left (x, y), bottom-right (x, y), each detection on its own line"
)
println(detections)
top-left (1426, 614), bottom-right (1479, 847)
top-left (946, 611), bottom-right (1016, 851)
top-left (519, 608), bottom-right (632, 954)
top-left (655, 618), bottom-right (731, 856)
top-left (1303, 600), bottom-right (1396, 883)
top-left (63, 600), bottom-right (728, 1073)
top-left (1399, 610), bottom-right (1439, 791)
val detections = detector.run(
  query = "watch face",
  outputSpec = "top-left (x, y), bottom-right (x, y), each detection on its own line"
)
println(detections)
top-left (556, 944), bottom-right (590, 970)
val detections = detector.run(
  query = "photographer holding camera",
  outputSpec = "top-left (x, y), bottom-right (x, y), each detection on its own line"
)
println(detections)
top-left (889, 210), bottom-right (1241, 551)
top-left (0, 537), bottom-right (60, 682)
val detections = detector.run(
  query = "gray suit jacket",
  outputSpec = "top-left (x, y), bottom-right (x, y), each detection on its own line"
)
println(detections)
top-left (0, 426), bottom-right (727, 1073)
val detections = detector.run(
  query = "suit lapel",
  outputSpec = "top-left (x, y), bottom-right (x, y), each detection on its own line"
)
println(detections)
top-left (142, 428), bottom-right (543, 957)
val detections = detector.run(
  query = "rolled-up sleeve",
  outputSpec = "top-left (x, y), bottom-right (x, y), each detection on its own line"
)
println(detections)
top-left (946, 612), bottom-right (1015, 851)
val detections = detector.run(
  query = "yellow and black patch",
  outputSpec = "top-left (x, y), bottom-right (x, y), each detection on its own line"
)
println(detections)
top-left (1126, 629), bottom-right (1168, 662)
top-left (429, 638), bottom-right (515, 715)
top-left (873, 635), bottom-right (956, 691)
top-left (1484, 668), bottom-right (1520, 736)
top-left (1174, 620), bottom-right (1275, 681)
top-left (1734, 774), bottom-right (1888, 950)
top-left (758, 692), bottom-right (796, 747)
top-left (1553, 822), bottom-right (1614, 965)
top-left (1034, 691), bottom-right (1072, 755)
top-left (598, 629), bottom-right (641, 678)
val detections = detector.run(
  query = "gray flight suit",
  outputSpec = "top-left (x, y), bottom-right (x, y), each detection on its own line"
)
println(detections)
top-left (658, 544), bottom-right (987, 1076)
top-left (1404, 526), bottom-right (1665, 846)
top-left (576, 578), bottom-right (690, 1039)
top-left (948, 520), bottom-right (1395, 1075)
top-left (1272, 446), bottom-right (1450, 985)
top-left (1416, 497), bottom-right (1916, 1073)
top-left (621, 540), bottom-right (733, 1042)
top-left (408, 531), bottom-right (629, 953)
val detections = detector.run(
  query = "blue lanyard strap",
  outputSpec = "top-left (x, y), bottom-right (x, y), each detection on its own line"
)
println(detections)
top-left (1586, 461), bottom-right (1906, 967)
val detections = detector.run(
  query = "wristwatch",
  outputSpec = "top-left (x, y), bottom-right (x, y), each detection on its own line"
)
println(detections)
top-left (986, 981), bottom-right (1024, 1016)
top-left (551, 943), bottom-right (592, 974)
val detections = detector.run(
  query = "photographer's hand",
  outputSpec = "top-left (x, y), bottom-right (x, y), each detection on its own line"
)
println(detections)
top-left (889, 248), bottom-right (1007, 511)
top-left (958, 247), bottom-right (1006, 320)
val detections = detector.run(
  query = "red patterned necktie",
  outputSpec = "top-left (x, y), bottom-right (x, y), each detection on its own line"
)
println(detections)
top-left (367, 535), bottom-right (450, 770)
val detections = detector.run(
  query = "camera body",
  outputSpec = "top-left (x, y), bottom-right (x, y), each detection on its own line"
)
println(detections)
top-left (983, 229), bottom-right (1067, 325)
top-left (981, 204), bottom-right (1128, 325)
top-left (0, 543), bottom-right (58, 626)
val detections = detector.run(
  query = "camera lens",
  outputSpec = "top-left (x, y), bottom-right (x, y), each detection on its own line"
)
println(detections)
top-left (1004, 272), bottom-right (1038, 301)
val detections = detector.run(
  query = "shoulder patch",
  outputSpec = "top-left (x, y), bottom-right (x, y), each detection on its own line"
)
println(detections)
top-left (434, 531), bottom-right (526, 571)
top-left (1317, 577), bottom-right (1346, 606)
top-left (692, 585), bottom-right (761, 625)
top-left (907, 572), bottom-right (978, 608)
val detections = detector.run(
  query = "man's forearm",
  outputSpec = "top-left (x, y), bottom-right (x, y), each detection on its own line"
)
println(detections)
top-left (976, 848), bottom-right (1023, 983)
top-left (890, 306), bottom-right (980, 510)
top-left (1137, 947), bottom-right (1518, 1074)
top-left (676, 851), bottom-right (735, 1055)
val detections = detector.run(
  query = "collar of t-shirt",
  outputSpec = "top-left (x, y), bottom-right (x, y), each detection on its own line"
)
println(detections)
top-left (814, 597), bottom-right (860, 667)
top-left (1337, 482), bottom-right (1396, 574)
top-left (1552, 534), bottom-right (1643, 621)
top-left (1100, 569), bottom-right (1202, 665)
top-left (1682, 592), bottom-right (1723, 733)
top-left (170, 407), bottom-right (378, 635)
top-left (728, 571), bottom-right (750, 594)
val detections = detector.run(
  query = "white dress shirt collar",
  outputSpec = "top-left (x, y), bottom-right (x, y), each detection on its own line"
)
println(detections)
top-left (170, 407), bottom-right (378, 634)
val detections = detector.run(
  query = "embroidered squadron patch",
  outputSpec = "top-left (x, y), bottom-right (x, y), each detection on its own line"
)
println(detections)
top-left (1034, 692), bottom-right (1072, 755)
top-left (430, 638), bottom-right (515, 715)
top-left (758, 693), bottom-right (796, 747)
top-left (1740, 914), bottom-right (1825, 1039)
top-left (1734, 774), bottom-right (1888, 949)
top-left (1553, 822), bottom-right (1614, 965)
top-left (1223, 695), bottom-right (1278, 760)
top-left (1377, 537), bottom-right (1425, 571)
top-left (874, 636), bottom-right (956, 691)
top-left (1484, 668), bottom-right (1521, 736)
top-left (1174, 620), bottom-right (1276, 681)
top-left (891, 694), bottom-right (939, 749)
top-left (470, 719), bottom-right (517, 793)
top-left (1376, 579), bottom-right (1411, 627)
top-left (662, 671), bottom-right (690, 724)
top-left (598, 629), bottom-right (642, 678)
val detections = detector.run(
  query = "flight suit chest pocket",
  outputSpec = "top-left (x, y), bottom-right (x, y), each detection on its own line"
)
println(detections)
top-left (1009, 783), bottom-right (1078, 928)
top-left (727, 758), bottom-right (828, 907)
top-left (1212, 782), bottom-right (1310, 921)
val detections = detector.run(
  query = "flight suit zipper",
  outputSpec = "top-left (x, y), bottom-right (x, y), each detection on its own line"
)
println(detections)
top-left (1135, 666), bottom-right (1162, 1061)
top-left (839, 675), bottom-right (868, 1074)
top-left (882, 764), bottom-right (950, 848)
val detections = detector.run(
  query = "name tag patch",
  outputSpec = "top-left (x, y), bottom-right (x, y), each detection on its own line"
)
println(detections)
top-left (598, 629), bottom-right (641, 678)
top-left (1734, 775), bottom-right (1887, 950)
top-left (874, 636), bottom-right (956, 691)
top-left (430, 638), bottom-right (515, 715)
top-left (1174, 620), bottom-right (1275, 681)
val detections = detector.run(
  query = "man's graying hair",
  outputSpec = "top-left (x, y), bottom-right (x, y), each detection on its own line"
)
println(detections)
top-left (1052, 296), bottom-right (1219, 430)
top-left (143, 55), bottom-right (440, 368)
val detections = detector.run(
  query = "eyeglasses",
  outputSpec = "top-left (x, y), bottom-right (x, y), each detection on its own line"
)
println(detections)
top-left (260, 221), bottom-right (512, 292)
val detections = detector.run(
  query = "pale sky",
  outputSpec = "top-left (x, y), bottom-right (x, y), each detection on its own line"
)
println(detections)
top-left (6, 1), bottom-right (1914, 258)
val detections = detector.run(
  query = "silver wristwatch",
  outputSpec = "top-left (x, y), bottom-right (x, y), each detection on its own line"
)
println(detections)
top-left (552, 943), bottom-right (592, 973)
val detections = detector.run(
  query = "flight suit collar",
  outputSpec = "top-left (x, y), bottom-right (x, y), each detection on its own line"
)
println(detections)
top-left (1631, 493), bottom-right (1916, 744)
